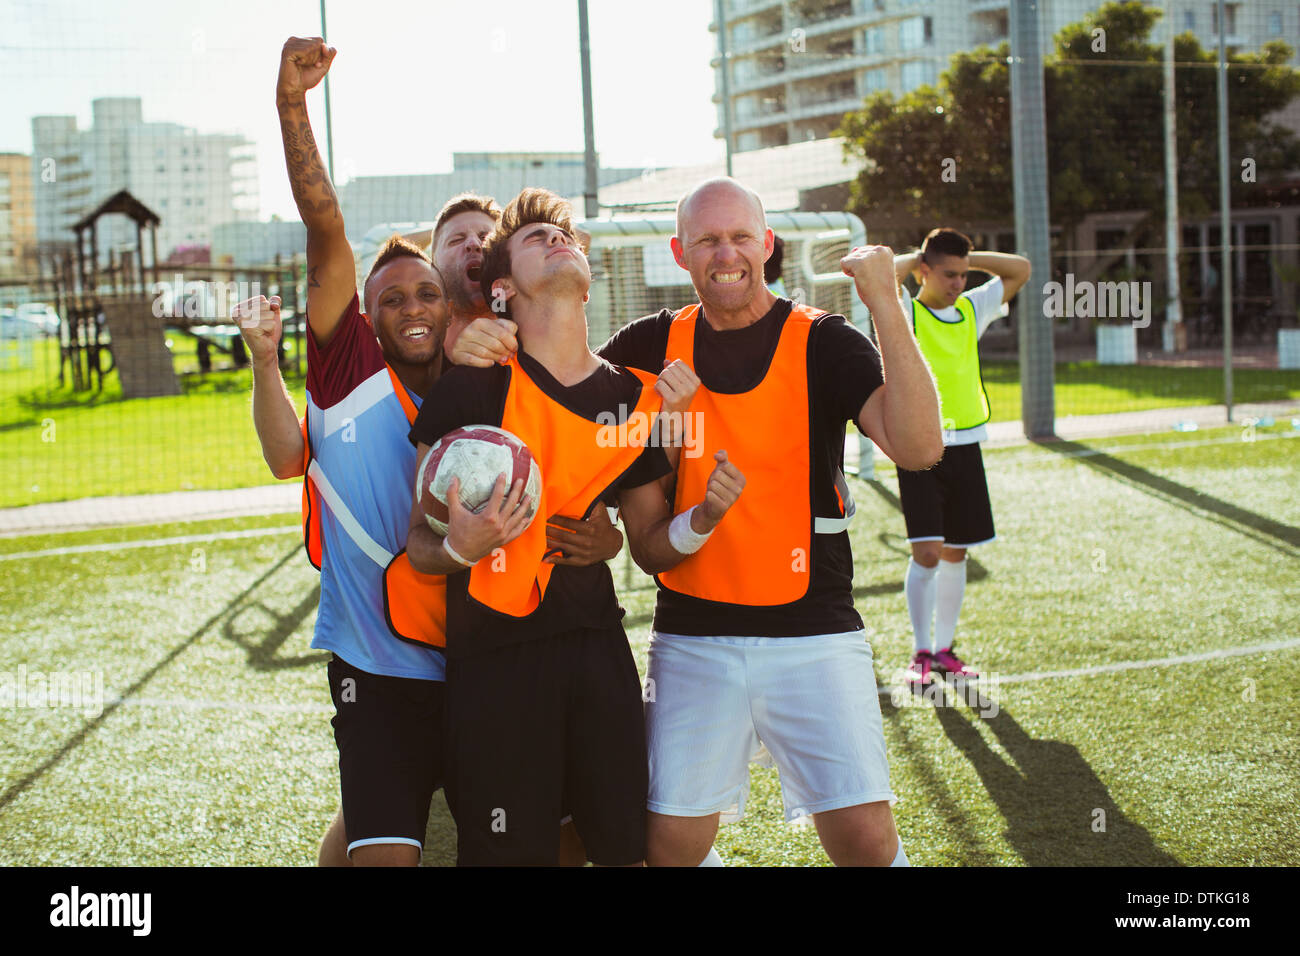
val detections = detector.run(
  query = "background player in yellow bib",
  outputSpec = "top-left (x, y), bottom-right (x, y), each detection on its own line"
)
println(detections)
top-left (892, 228), bottom-right (1030, 689)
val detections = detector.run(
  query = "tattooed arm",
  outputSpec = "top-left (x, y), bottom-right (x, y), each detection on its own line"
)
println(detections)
top-left (276, 36), bottom-right (356, 348)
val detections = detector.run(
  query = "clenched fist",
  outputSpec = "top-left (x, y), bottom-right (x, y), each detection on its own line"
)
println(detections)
top-left (840, 245), bottom-right (899, 308)
top-left (694, 449), bottom-right (745, 532)
top-left (277, 36), bottom-right (337, 102)
top-left (230, 294), bottom-right (283, 367)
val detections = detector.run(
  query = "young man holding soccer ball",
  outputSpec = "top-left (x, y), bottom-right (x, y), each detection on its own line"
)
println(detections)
top-left (406, 187), bottom-right (746, 866)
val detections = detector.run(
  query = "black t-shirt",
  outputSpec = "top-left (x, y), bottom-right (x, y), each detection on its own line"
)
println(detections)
top-left (409, 350), bottom-right (671, 657)
top-left (597, 298), bottom-right (885, 637)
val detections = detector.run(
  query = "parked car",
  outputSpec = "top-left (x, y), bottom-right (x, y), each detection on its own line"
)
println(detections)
top-left (2, 307), bottom-right (31, 340)
top-left (15, 303), bottom-right (61, 336)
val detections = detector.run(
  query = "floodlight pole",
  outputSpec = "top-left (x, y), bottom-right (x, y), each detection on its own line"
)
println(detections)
top-left (1009, 0), bottom-right (1055, 440)
top-left (321, 0), bottom-right (336, 182)
top-left (578, 0), bottom-right (599, 219)
top-left (715, 0), bottom-right (734, 177)
top-left (1162, 0), bottom-right (1183, 352)
top-left (1216, 0), bottom-right (1233, 421)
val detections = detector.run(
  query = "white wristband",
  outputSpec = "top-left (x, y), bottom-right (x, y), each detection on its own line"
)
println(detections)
top-left (668, 506), bottom-right (713, 555)
top-left (442, 538), bottom-right (477, 568)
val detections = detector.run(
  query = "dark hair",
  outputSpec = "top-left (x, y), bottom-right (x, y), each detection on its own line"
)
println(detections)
top-left (920, 227), bottom-right (972, 264)
top-left (433, 192), bottom-right (502, 244)
top-left (478, 188), bottom-right (582, 317)
top-left (764, 234), bottom-right (785, 285)
top-left (363, 235), bottom-right (433, 312)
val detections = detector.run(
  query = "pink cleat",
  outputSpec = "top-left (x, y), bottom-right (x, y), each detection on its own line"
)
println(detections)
top-left (932, 645), bottom-right (979, 680)
top-left (906, 650), bottom-right (935, 691)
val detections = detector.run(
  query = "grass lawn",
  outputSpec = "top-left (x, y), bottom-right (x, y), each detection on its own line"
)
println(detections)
top-left (981, 360), bottom-right (1300, 422)
top-left (0, 337), bottom-right (307, 509)
top-left (1, 424), bottom-right (1296, 865)
top-left (1, 338), bottom-right (1297, 509)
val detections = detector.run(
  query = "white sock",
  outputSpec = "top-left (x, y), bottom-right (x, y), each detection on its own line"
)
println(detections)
top-left (933, 557), bottom-right (967, 651)
top-left (891, 840), bottom-right (910, 867)
top-left (905, 557), bottom-right (939, 653)
top-left (697, 847), bottom-right (724, 867)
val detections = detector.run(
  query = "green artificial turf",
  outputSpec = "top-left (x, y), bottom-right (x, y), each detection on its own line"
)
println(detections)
top-left (2, 337), bottom-right (1297, 508)
top-left (1, 424), bottom-right (1296, 866)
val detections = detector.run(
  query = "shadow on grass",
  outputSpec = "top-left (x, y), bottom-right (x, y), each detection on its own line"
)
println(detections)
top-left (1039, 439), bottom-right (1300, 556)
top-left (221, 581), bottom-right (328, 671)
top-left (0, 546), bottom-right (302, 813)
top-left (929, 701), bottom-right (1181, 866)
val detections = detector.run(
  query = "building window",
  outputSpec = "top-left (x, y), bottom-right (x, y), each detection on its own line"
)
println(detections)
top-left (901, 59), bottom-right (937, 90)
top-left (864, 26), bottom-right (885, 55)
top-left (899, 16), bottom-right (932, 52)
top-left (863, 67), bottom-right (888, 93)
top-left (1268, 11), bottom-right (1282, 35)
top-left (1183, 10), bottom-right (1195, 30)
top-left (1211, 4), bottom-right (1237, 34)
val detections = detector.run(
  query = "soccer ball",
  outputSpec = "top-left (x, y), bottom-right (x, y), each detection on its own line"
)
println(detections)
top-left (415, 425), bottom-right (541, 537)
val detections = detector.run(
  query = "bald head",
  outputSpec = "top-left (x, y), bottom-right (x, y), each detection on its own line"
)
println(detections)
top-left (675, 177), bottom-right (767, 242)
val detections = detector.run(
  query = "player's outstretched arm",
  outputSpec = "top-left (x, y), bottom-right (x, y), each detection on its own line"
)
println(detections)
top-left (232, 295), bottom-right (305, 479)
top-left (276, 36), bottom-right (355, 348)
top-left (968, 251), bottom-right (1031, 303)
top-left (407, 464), bottom-right (533, 575)
top-left (619, 450), bottom-right (744, 575)
top-left (844, 246), bottom-right (944, 471)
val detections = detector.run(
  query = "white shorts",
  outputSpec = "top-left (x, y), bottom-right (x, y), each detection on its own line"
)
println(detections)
top-left (645, 630), bottom-right (898, 824)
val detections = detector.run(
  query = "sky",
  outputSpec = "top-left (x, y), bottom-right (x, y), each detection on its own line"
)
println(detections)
top-left (0, 0), bottom-right (723, 220)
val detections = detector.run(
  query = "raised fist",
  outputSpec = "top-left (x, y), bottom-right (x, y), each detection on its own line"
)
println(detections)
top-left (231, 294), bottom-right (282, 366)
top-left (840, 245), bottom-right (898, 304)
top-left (277, 36), bottom-right (337, 100)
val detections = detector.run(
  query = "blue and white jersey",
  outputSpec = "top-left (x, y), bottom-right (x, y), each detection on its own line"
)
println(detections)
top-left (305, 293), bottom-right (445, 681)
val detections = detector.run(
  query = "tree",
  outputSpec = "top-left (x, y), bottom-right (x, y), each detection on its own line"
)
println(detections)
top-left (837, 1), bottom-right (1300, 249)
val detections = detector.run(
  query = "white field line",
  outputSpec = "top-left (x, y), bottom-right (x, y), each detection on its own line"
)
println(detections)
top-left (101, 695), bottom-right (333, 714)
top-left (1013, 429), bottom-right (1300, 462)
top-left (0, 526), bottom-right (299, 561)
top-left (877, 636), bottom-right (1300, 696)
top-left (8, 430), bottom-right (1296, 557)
top-left (851, 428), bottom-right (1300, 475)
top-left (79, 639), bottom-right (1298, 713)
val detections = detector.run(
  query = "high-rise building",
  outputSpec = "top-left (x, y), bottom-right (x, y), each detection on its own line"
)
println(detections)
top-left (711, 0), bottom-right (1299, 154)
top-left (31, 97), bottom-right (258, 268)
top-left (0, 153), bottom-right (37, 276)
top-left (338, 151), bottom-right (644, 243)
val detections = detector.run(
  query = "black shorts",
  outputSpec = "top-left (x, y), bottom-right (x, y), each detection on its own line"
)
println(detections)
top-left (327, 654), bottom-right (445, 856)
top-left (443, 626), bottom-right (648, 867)
top-left (897, 441), bottom-right (996, 547)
